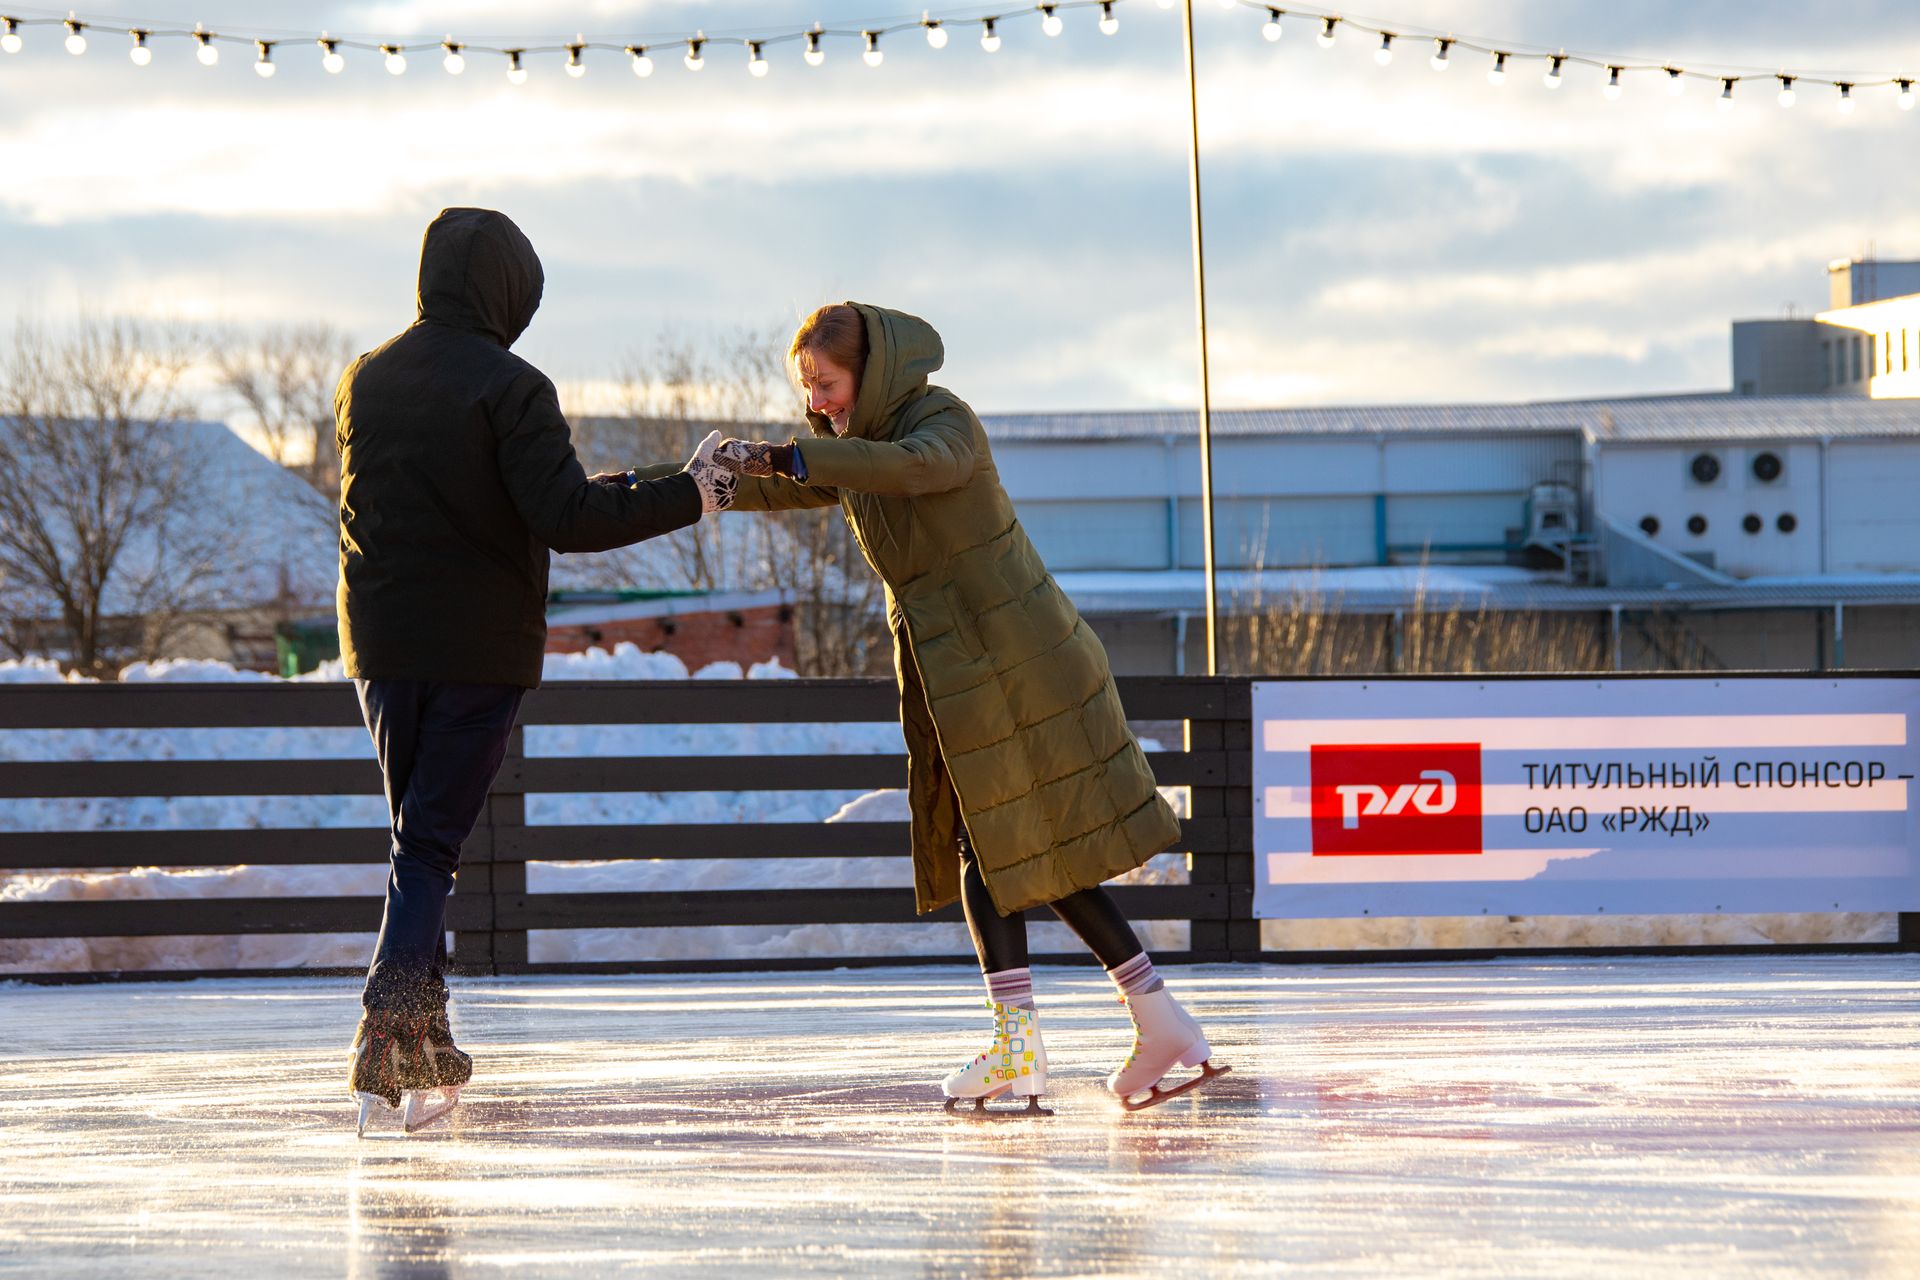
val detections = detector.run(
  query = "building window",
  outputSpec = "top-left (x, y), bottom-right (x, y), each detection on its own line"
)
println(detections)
top-left (1821, 339), bottom-right (1833, 387)
top-left (1853, 334), bottom-right (1864, 381)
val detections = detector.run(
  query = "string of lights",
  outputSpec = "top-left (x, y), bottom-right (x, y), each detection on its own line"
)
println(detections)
top-left (0, 1), bottom-right (1912, 111)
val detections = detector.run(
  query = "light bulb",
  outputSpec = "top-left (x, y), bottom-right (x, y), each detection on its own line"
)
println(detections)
top-left (1, 19), bottom-right (20, 54)
top-left (1486, 52), bottom-right (1508, 86)
top-left (129, 30), bottom-right (152, 66)
top-left (749, 42), bottom-right (768, 76)
top-left (1430, 38), bottom-right (1450, 70)
top-left (627, 46), bottom-right (653, 76)
top-left (1544, 55), bottom-right (1564, 88)
top-left (507, 51), bottom-right (527, 84)
top-left (981, 19), bottom-right (1000, 53)
top-left (685, 39), bottom-right (704, 71)
top-left (1263, 10), bottom-right (1284, 43)
top-left (1718, 77), bottom-right (1735, 110)
top-left (1666, 67), bottom-right (1685, 96)
top-left (566, 44), bottom-right (585, 77)
top-left (1218, 0), bottom-right (1236, 8)
top-left (1374, 34), bottom-right (1393, 67)
top-left (443, 43), bottom-right (465, 75)
top-left (1316, 17), bottom-right (1337, 49)
top-left (319, 39), bottom-right (344, 74)
top-left (1837, 82), bottom-right (1855, 114)
top-left (1603, 66), bottom-right (1622, 100)
top-left (1900, 80), bottom-right (1916, 110)
top-left (1041, 7), bottom-right (1062, 38)
top-left (196, 33), bottom-right (219, 66)
top-left (1157, 0), bottom-right (1175, 9)
top-left (1777, 75), bottom-right (1796, 108)
top-left (1100, 4), bottom-right (1119, 36)
top-left (863, 32), bottom-right (882, 67)
top-left (64, 21), bottom-right (86, 56)
top-left (254, 42), bottom-right (275, 77)
top-left (804, 32), bottom-right (824, 66)
top-left (384, 46), bottom-right (406, 75)
top-left (926, 21), bottom-right (949, 49)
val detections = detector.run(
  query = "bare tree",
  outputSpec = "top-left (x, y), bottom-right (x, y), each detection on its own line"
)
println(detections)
top-left (0, 317), bottom-right (235, 676)
top-left (217, 323), bottom-right (355, 504)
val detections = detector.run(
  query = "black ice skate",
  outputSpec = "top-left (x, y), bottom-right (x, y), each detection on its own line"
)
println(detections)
top-left (350, 1009), bottom-right (464, 1137)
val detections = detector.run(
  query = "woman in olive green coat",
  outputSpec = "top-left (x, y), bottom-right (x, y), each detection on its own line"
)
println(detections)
top-left (709, 303), bottom-right (1226, 1112)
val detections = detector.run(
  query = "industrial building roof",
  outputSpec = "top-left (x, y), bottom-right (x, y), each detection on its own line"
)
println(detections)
top-left (980, 395), bottom-right (1920, 444)
top-left (1052, 568), bottom-right (1920, 616)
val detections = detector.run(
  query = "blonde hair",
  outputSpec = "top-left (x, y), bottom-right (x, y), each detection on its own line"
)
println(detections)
top-left (789, 304), bottom-right (868, 388)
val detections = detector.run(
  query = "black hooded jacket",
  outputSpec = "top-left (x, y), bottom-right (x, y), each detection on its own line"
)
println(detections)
top-left (334, 208), bottom-right (700, 687)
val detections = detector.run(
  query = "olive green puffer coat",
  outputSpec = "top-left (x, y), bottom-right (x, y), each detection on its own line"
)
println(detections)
top-left (730, 304), bottom-right (1180, 915)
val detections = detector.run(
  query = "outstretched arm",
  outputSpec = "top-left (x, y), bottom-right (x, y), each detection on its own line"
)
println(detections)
top-left (633, 441), bottom-right (839, 512)
top-left (492, 373), bottom-right (702, 553)
top-left (726, 411), bottom-right (975, 497)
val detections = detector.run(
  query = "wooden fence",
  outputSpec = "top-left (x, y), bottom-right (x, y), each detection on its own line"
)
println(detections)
top-left (0, 677), bottom-right (1259, 979)
top-left (3, 675), bottom-right (1913, 983)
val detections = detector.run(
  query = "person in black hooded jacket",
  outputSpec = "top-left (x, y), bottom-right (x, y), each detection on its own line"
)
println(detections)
top-left (338, 207), bottom-right (737, 1134)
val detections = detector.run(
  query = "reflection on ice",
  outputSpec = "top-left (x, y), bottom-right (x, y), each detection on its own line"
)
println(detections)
top-left (4, 956), bottom-right (1919, 1277)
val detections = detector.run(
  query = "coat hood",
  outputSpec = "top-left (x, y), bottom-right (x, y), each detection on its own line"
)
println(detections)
top-left (416, 207), bottom-right (544, 347)
top-left (805, 303), bottom-right (945, 441)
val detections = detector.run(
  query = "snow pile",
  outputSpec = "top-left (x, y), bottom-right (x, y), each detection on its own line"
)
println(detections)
top-left (0, 657), bottom-right (86, 684)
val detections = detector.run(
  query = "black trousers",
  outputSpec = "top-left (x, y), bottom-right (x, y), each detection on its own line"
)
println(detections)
top-left (958, 828), bottom-right (1144, 973)
top-left (357, 679), bottom-right (525, 1013)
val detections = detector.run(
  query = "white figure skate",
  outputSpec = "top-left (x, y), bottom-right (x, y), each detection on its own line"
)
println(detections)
top-left (941, 1001), bottom-right (1052, 1119)
top-left (1107, 987), bottom-right (1230, 1111)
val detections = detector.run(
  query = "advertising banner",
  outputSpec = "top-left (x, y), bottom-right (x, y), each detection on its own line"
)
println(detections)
top-left (1251, 677), bottom-right (1920, 919)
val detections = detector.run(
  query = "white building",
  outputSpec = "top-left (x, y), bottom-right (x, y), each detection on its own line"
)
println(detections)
top-left (983, 395), bottom-right (1920, 675)
top-left (1733, 256), bottom-right (1920, 398)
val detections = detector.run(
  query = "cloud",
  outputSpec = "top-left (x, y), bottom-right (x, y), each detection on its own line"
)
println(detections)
top-left (5, 0), bottom-right (1920, 417)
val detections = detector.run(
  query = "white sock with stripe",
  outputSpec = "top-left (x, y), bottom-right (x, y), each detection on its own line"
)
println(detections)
top-left (1109, 952), bottom-right (1164, 997)
top-left (985, 967), bottom-right (1035, 1011)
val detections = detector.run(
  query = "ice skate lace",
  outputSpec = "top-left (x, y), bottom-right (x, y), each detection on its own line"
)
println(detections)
top-left (970, 999), bottom-right (1028, 1065)
top-left (1119, 993), bottom-right (1144, 1068)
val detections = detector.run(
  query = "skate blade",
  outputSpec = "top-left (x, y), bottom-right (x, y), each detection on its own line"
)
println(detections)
top-left (354, 1091), bottom-right (396, 1139)
top-left (943, 1093), bottom-right (1053, 1120)
top-left (402, 1087), bottom-right (461, 1134)
top-left (1119, 1061), bottom-right (1232, 1113)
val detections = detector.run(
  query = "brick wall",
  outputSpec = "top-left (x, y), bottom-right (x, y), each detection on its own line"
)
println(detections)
top-left (545, 602), bottom-right (797, 672)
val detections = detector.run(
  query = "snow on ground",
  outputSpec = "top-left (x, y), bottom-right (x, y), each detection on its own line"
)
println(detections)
top-left (0, 647), bottom-right (1895, 973)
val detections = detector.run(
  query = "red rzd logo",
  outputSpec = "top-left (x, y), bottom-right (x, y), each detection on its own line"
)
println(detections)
top-left (1310, 743), bottom-right (1483, 856)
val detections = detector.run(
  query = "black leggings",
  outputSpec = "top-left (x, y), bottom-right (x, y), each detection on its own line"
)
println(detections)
top-left (958, 828), bottom-right (1144, 972)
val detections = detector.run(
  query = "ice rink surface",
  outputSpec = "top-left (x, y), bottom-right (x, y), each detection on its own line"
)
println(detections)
top-left (2, 956), bottom-right (1918, 1278)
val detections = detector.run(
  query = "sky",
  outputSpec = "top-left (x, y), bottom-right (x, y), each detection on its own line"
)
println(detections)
top-left (3, 0), bottom-right (1919, 427)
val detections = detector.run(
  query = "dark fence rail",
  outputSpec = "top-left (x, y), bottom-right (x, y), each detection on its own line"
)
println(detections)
top-left (4, 676), bottom-right (1912, 983)
top-left (0, 677), bottom-right (1258, 978)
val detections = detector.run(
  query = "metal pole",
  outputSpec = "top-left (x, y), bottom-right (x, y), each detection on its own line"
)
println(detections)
top-left (1180, 0), bottom-right (1220, 675)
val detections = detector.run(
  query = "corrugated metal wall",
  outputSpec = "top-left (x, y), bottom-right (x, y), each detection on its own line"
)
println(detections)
top-left (997, 433), bottom-right (1582, 571)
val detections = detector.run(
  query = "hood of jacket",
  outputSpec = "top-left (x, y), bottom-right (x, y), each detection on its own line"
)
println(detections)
top-left (415, 207), bottom-right (544, 347)
top-left (805, 303), bottom-right (945, 442)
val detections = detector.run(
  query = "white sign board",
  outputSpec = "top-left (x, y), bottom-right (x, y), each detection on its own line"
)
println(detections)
top-left (1251, 677), bottom-right (1920, 919)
